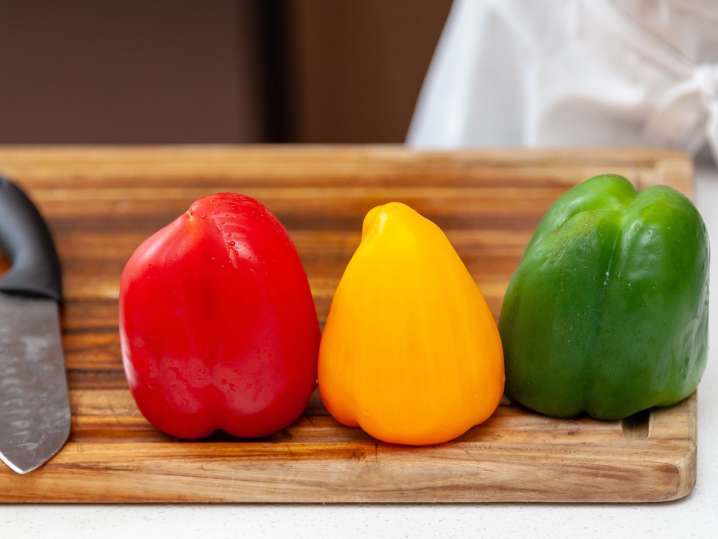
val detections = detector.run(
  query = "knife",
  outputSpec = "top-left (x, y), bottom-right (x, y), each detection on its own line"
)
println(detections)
top-left (0, 176), bottom-right (69, 474)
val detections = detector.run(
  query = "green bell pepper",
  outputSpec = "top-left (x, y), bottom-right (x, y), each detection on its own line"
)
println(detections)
top-left (499, 174), bottom-right (709, 419)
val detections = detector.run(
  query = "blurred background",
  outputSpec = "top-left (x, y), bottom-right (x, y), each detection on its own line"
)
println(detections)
top-left (0, 0), bottom-right (452, 144)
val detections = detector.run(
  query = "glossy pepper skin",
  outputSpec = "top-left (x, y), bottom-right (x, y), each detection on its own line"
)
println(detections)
top-left (319, 202), bottom-right (504, 446)
top-left (119, 193), bottom-right (319, 439)
top-left (500, 175), bottom-right (709, 420)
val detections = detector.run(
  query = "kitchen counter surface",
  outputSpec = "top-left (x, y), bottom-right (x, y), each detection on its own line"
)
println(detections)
top-left (1, 167), bottom-right (715, 539)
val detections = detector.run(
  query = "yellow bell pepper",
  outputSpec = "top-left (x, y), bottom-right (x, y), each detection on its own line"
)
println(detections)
top-left (319, 202), bottom-right (504, 445)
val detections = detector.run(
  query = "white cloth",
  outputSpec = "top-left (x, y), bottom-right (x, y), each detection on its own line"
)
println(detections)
top-left (408, 0), bottom-right (718, 160)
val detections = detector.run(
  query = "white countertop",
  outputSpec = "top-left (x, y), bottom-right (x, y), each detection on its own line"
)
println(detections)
top-left (2, 170), bottom-right (716, 539)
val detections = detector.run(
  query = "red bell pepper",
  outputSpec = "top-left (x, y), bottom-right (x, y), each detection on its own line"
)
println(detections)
top-left (119, 193), bottom-right (319, 439)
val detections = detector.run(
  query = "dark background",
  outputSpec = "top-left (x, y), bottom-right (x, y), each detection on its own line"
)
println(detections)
top-left (0, 1), bottom-right (452, 144)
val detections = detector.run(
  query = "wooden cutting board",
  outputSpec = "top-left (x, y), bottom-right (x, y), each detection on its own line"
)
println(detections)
top-left (0, 146), bottom-right (697, 503)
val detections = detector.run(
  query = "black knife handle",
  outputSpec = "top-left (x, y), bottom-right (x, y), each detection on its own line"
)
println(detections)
top-left (0, 176), bottom-right (62, 301)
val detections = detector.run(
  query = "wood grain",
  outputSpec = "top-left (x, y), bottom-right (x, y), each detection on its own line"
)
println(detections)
top-left (0, 146), bottom-right (696, 502)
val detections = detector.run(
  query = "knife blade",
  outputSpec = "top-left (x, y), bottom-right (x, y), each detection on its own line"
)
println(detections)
top-left (0, 176), bottom-right (69, 474)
